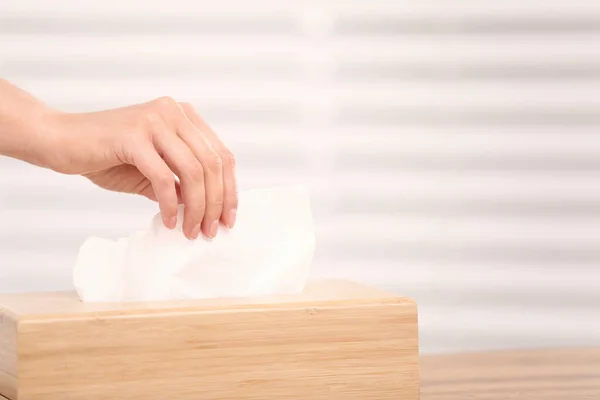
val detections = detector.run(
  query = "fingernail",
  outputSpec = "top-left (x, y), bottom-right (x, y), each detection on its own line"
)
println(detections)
top-left (189, 223), bottom-right (201, 240)
top-left (167, 216), bottom-right (177, 230)
top-left (209, 220), bottom-right (219, 238)
top-left (227, 209), bottom-right (237, 229)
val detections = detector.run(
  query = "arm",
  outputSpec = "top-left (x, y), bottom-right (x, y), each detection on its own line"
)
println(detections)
top-left (0, 79), bottom-right (237, 239)
top-left (0, 79), bottom-right (58, 169)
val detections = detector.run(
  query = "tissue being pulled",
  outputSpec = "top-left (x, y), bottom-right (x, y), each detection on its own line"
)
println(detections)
top-left (74, 186), bottom-right (315, 302)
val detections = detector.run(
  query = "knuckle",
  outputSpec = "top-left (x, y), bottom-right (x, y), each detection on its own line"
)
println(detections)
top-left (150, 97), bottom-right (182, 126)
top-left (155, 171), bottom-right (174, 188)
top-left (204, 152), bottom-right (223, 174)
top-left (153, 96), bottom-right (178, 112)
top-left (211, 195), bottom-right (225, 208)
top-left (220, 150), bottom-right (236, 168)
top-left (138, 109), bottom-right (163, 130)
top-left (189, 200), bottom-right (206, 218)
top-left (183, 160), bottom-right (204, 182)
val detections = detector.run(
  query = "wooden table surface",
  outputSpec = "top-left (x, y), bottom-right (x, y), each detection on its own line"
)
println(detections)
top-left (1, 348), bottom-right (599, 399)
top-left (421, 347), bottom-right (600, 399)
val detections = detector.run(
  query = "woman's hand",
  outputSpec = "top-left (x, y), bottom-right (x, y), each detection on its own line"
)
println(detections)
top-left (51, 98), bottom-right (238, 240)
top-left (0, 80), bottom-right (237, 240)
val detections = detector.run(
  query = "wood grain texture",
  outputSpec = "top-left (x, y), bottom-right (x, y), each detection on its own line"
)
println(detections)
top-left (421, 348), bottom-right (600, 399)
top-left (0, 305), bottom-right (17, 400)
top-left (0, 280), bottom-right (419, 400)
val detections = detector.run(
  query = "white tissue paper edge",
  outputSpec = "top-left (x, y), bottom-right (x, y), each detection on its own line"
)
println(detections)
top-left (73, 185), bottom-right (315, 302)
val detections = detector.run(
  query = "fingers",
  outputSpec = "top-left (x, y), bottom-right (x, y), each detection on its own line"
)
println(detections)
top-left (153, 131), bottom-right (206, 240)
top-left (180, 102), bottom-right (238, 229)
top-left (132, 142), bottom-right (179, 230)
top-left (175, 116), bottom-right (224, 238)
top-left (134, 97), bottom-right (234, 239)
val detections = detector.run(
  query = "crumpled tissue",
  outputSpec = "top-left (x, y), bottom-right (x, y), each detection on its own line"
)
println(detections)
top-left (73, 185), bottom-right (315, 302)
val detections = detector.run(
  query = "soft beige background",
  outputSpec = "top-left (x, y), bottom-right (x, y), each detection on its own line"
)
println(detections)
top-left (1, 0), bottom-right (600, 353)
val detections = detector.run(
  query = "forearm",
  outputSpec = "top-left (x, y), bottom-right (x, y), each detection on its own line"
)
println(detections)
top-left (0, 79), bottom-right (57, 168)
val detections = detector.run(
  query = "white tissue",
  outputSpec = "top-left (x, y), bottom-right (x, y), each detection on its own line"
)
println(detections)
top-left (74, 185), bottom-right (315, 302)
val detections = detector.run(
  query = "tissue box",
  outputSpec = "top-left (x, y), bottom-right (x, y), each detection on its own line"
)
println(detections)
top-left (0, 280), bottom-right (419, 400)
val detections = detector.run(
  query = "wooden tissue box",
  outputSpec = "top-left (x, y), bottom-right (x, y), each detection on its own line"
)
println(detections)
top-left (0, 280), bottom-right (419, 400)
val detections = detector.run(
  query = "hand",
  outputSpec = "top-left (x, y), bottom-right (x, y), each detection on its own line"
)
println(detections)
top-left (44, 97), bottom-right (238, 240)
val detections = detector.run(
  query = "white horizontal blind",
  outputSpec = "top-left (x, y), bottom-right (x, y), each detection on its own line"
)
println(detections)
top-left (1, 0), bottom-right (600, 353)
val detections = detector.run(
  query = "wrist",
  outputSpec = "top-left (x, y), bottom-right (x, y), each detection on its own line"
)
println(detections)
top-left (13, 106), bottom-right (67, 172)
top-left (29, 109), bottom-right (71, 172)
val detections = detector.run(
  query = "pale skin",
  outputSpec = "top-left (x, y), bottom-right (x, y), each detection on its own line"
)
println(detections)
top-left (0, 79), bottom-right (237, 240)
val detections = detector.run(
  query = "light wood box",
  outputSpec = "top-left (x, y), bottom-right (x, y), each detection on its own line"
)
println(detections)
top-left (0, 280), bottom-right (419, 400)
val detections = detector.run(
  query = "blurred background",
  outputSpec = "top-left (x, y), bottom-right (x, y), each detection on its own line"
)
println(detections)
top-left (1, 0), bottom-right (600, 354)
